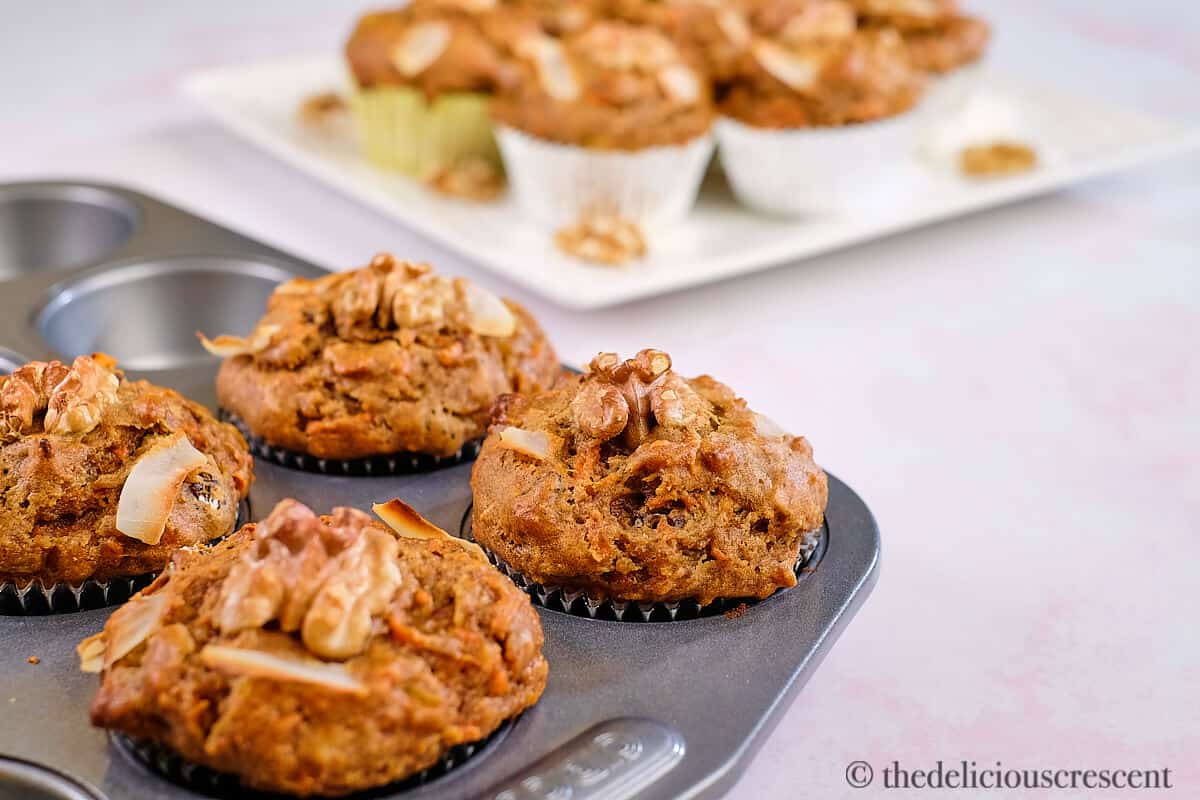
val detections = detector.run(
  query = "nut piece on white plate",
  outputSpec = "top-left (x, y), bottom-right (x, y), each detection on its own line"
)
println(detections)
top-left (920, 89), bottom-right (1040, 177)
top-left (555, 212), bottom-right (647, 266)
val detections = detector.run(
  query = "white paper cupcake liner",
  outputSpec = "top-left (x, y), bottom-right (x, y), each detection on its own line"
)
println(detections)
top-left (495, 126), bottom-right (715, 232)
top-left (715, 114), bottom-right (918, 217)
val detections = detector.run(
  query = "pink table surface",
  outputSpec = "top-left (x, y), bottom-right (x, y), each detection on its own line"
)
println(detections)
top-left (2, 1), bottom-right (1197, 797)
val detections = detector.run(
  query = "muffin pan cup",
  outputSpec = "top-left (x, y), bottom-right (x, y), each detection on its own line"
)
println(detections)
top-left (112, 719), bottom-right (513, 800)
top-left (465, 515), bottom-right (828, 623)
top-left (0, 182), bottom-right (880, 800)
top-left (219, 410), bottom-right (483, 476)
top-left (0, 499), bottom-right (252, 617)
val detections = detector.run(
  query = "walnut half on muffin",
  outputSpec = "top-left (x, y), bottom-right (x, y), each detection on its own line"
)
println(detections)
top-left (470, 349), bottom-right (828, 606)
top-left (0, 353), bottom-right (252, 589)
top-left (206, 254), bottom-right (560, 461)
top-left (83, 498), bottom-right (548, 797)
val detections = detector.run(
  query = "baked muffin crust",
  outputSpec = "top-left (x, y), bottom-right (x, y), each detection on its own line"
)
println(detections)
top-left (721, 0), bottom-right (926, 127)
top-left (895, 13), bottom-right (989, 73)
top-left (491, 19), bottom-right (714, 149)
top-left (346, 2), bottom-right (517, 95)
top-left (471, 349), bottom-right (828, 605)
top-left (0, 354), bottom-right (252, 587)
top-left (85, 498), bottom-right (547, 797)
top-left (211, 254), bottom-right (560, 460)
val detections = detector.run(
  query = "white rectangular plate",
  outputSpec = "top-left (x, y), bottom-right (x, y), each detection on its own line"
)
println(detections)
top-left (184, 55), bottom-right (1200, 309)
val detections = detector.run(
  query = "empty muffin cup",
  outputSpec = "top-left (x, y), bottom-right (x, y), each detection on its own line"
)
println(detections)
top-left (0, 183), bottom-right (139, 281)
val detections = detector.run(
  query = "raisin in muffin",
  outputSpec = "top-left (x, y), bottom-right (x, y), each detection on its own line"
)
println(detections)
top-left (0, 353), bottom-right (252, 589)
top-left (206, 254), bottom-right (560, 462)
top-left (470, 349), bottom-right (828, 606)
top-left (83, 498), bottom-right (548, 797)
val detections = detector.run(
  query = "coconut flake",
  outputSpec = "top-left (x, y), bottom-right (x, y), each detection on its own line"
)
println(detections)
top-left (77, 633), bottom-right (107, 673)
top-left (717, 9), bottom-right (752, 48)
top-left (753, 412), bottom-right (787, 438)
top-left (498, 426), bottom-right (551, 461)
top-left (520, 35), bottom-right (580, 102)
top-left (372, 498), bottom-right (488, 561)
top-left (197, 324), bottom-right (281, 358)
top-left (199, 645), bottom-right (367, 695)
top-left (116, 434), bottom-right (210, 545)
top-left (657, 64), bottom-right (702, 105)
top-left (463, 283), bottom-right (516, 337)
top-left (391, 21), bottom-right (451, 78)
top-left (101, 591), bottom-right (169, 669)
top-left (752, 40), bottom-right (819, 91)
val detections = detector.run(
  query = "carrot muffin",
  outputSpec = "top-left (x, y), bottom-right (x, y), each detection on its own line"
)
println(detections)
top-left (470, 349), bottom-right (828, 607)
top-left (345, 1), bottom-right (517, 184)
top-left (205, 254), bottom-right (559, 465)
top-left (851, 0), bottom-right (989, 73)
top-left (84, 498), bottom-right (547, 797)
top-left (723, 0), bottom-right (924, 128)
top-left (609, 0), bottom-right (754, 84)
top-left (715, 0), bottom-right (926, 215)
top-left (0, 353), bottom-right (252, 593)
top-left (492, 19), bottom-right (715, 232)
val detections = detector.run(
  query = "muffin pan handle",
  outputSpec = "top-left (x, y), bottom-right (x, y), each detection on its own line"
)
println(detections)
top-left (482, 718), bottom-right (685, 800)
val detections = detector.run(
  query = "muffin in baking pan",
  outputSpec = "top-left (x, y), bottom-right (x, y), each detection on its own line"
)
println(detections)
top-left (203, 253), bottom-right (560, 472)
top-left (470, 349), bottom-right (828, 612)
top-left (82, 497), bottom-right (547, 797)
top-left (492, 19), bottom-right (715, 232)
top-left (716, 0), bottom-right (927, 215)
top-left (0, 353), bottom-right (252, 613)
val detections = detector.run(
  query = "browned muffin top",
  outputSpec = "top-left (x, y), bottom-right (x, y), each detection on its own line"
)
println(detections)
top-left (721, 0), bottom-right (926, 127)
top-left (491, 19), bottom-right (714, 149)
top-left (345, 2), bottom-right (518, 95)
top-left (892, 13), bottom-right (988, 73)
top-left (608, 0), bottom-right (755, 83)
top-left (0, 354), bottom-right (252, 587)
top-left (208, 254), bottom-right (560, 460)
top-left (83, 498), bottom-right (547, 797)
top-left (470, 349), bottom-right (828, 605)
top-left (850, 0), bottom-right (959, 31)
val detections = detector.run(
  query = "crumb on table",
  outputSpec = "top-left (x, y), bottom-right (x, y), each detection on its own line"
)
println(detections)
top-left (723, 603), bottom-right (749, 620)
top-left (959, 141), bottom-right (1038, 177)
top-left (27, 655), bottom-right (40, 665)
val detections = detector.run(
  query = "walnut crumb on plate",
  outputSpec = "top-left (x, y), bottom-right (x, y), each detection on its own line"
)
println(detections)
top-left (960, 141), bottom-right (1038, 177)
top-left (297, 91), bottom-right (354, 139)
top-left (422, 158), bottom-right (505, 202)
top-left (555, 213), bottom-right (647, 266)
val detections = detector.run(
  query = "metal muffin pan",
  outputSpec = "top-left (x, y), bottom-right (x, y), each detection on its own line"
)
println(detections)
top-left (0, 181), bottom-right (881, 800)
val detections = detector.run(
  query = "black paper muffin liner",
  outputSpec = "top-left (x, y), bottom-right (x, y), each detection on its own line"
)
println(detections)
top-left (219, 409), bottom-right (482, 476)
top-left (113, 717), bottom-right (514, 799)
top-left (0, 498), bottom-right (251, 617)
top-left (461, 507), bottom-right (827, 623)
